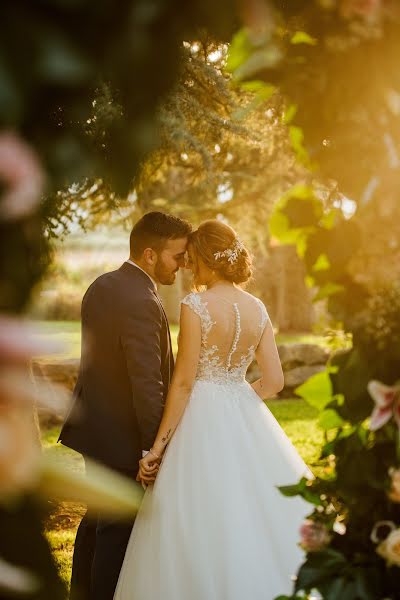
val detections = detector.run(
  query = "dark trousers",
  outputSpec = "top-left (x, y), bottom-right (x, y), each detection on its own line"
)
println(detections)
top-left (69, 462), bottom-right (137, 600)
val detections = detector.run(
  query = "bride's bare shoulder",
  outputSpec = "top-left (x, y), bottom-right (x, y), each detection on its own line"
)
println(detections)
top-left (238, 289), bottom-right (264, 305)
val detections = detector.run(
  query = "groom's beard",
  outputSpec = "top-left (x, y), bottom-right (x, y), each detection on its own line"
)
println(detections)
top-left (154, 260), bottom-right (178, 286)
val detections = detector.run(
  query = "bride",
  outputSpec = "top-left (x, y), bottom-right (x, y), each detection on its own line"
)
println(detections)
top-left (114, 219), bottom-right (313, 600)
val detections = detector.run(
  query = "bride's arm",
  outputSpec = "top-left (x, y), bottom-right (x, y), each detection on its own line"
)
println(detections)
top-left (147, 303), bottom-right (202, 459)
top-left (252, 320), bottom-right (284, 399)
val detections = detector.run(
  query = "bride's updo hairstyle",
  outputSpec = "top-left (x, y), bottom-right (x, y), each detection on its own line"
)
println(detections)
top-left (189, 220), bottom-right (253, 286)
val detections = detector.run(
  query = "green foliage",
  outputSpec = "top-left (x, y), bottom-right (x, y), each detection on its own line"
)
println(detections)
top-left (269, 184), bottom-right (336, 259)
top-left (264, 126), bottom-right (400, 599)
top-left (279, 477), bottom-right (323, 506)
top-left (275, 406), bottom-right (400, 597)
top-left (288, 125), bottom-right (311, 167)
top-left (295, 368), bottom-right (335, 412)
top-left (273, 343), bottom-right (400, 599)
top-left (329, 349), bottom-right (374, 424)
top-left (269, 181), bottom-right (376, 342)
top-left (226, 29), bottom-right (254, 74)
top-left (318, 409), bottom-right (344, 431)
top-left (295, 548), bottom-right (381, 600)
top-left (227, 27), bottom-right (282, 81)
top-left (351, 282), bottom-right (400, 363)
top-left (270, 273), bottom-right (400, 599)
top-left (290, 32), bottom-right (317, 46)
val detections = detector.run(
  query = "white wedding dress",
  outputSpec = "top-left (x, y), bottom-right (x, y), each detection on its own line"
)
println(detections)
top-left (114, 290), bottom-right (313, 600)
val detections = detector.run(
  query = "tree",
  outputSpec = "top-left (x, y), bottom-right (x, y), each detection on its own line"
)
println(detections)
top-left (49, 39), bottom-right (305, 245)
top-left (135, 40), bottom-right (305, 236)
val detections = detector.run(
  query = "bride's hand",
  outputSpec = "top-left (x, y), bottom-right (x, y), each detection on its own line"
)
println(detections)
top-left (136, 466), bottom-right (158, 490)
top-left (137, 453), bottom-right (161, 487)
top-left (140, 451), bottom-right (161, 472)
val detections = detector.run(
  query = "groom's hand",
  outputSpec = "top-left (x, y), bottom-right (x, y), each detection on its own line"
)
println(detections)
top-left (137, 468), bottom-right (158, 489)
top-left (138, 464), bottom-right (158, 482)
top-left (140, 452), bottom-right (161, 473)
top-left (137, 455), bottom-right (160, 486)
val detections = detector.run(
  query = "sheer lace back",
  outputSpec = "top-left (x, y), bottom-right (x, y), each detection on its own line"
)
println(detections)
top-left (181, 289), bottom-right (269, 384)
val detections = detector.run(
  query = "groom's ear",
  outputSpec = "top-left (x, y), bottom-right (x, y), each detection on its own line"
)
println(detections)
top-left (143, 247), bottom-right (158, 266)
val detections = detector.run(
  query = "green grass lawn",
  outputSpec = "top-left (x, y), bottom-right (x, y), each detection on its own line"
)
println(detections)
top-left (276, 333), bottom-right (328, 346)
top-left (33, 321), bottom-right (83, 360)
top-left (33, 320), bottom-right (331, 362)
top-left (42, 398), bottom-right (323, 588)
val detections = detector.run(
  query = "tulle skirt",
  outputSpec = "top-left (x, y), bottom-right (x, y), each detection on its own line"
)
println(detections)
top-left (114, 379), bottom-right (312, 600)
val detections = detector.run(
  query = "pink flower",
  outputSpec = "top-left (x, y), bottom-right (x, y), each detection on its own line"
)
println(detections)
top-left (0, 318), bottom-right (56, 366)
top-left (0, 317), bottom-right (67, 496)
top-left (299, 519), bottom-right (331, 552)
top-left (0, 399), bottom-right (41, 496)
top-left (0, 131), bottom-right (45, 221)
top-left (367, 380), bottom-right (400, 431)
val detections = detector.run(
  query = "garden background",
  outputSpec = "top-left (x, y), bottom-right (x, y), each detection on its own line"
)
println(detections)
top-left (1, 1), bottom-right (400, 599)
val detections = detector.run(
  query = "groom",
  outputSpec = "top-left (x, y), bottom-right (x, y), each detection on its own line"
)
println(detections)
top-left (59, 211), bottom-right (192, 600)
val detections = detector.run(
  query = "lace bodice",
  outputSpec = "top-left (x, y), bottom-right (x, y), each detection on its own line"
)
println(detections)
top-left (181, 290), bottom-right (269, 385)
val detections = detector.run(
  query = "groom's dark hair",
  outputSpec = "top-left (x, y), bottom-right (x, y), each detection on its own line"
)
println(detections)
top-left (130, 211), bottom-right (192, 258)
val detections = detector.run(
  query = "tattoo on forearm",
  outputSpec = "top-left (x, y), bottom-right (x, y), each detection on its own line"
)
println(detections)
top-left (162, 429), bottom-right (172, 444)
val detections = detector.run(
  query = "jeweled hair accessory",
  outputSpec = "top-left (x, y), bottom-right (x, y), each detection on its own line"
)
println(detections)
top-left (214, 238), bottom-right (245, 264)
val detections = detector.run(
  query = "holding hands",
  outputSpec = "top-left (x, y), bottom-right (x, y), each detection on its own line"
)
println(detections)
top-left (137, 449), bottom-right (162, 489)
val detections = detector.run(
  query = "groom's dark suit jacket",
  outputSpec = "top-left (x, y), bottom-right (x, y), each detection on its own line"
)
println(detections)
top-left (59, 262), bottom-right (174, 470)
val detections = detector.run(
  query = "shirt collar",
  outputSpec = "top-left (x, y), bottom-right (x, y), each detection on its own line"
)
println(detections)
top-left (126, 259), bottom-right (157, 290)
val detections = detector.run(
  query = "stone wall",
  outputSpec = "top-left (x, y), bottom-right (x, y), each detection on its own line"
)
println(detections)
top-left (31, 358), bottom-right (79, 426)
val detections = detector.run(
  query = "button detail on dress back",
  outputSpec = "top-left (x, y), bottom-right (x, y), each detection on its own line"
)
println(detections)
top-left (226, 303), bottom-right (241, 370)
